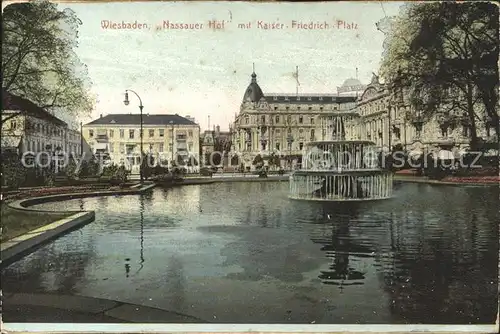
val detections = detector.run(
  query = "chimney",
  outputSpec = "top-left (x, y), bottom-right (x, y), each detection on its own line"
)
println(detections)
top-left (100, 114), bottom-right (103, 118)
top-left (216, 125), bottom-right (220, 134)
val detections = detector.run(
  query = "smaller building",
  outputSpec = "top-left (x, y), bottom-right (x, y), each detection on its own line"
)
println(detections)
top-left (82, 113), bottom-right (200, 173)
top-left (200, 125), bottom-right (232, 168)
top-left (1, 90), bottom-right (83, 159)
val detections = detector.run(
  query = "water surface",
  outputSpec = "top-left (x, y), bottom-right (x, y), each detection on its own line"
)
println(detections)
top-left (2, 182), bottom-right (498, 324)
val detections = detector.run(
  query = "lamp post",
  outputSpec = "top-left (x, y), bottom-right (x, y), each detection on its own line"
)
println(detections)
top-left (287, 133), bottom-right (294, 170)
top-left (124, 89), bottom-right (144, 184)
top-left (169, 120), bottom-right (174, 167)
top-left (80, 122), bottom-right (83, 157)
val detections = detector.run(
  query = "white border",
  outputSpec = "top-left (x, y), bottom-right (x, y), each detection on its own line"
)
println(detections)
top-left (2, 324), bottom-right (498, 333)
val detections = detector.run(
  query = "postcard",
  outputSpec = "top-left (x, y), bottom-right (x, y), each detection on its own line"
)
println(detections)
top-left (1, 0), bottom-right (498, 333)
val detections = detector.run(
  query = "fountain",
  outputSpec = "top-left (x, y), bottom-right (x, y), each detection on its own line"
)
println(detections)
top-left (289, 112), bottom-right (393, 202)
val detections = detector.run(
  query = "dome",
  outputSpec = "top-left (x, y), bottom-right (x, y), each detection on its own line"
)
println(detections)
top-left (243, 72), bottom-right (264, 102)
top-left (341, 78), bottom-right (362, 87)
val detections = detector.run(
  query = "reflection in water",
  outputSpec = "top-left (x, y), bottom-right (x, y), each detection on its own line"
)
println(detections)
top-left (1, 183), bottom-right (498, 324)
top-left (138, 195), bottom-right (145, 273)
top-left (312, 214), bottom-right (366, 290)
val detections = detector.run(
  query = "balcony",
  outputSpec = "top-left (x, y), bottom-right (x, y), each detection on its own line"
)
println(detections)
top-left (96, 134), bottom-right (109, 143)
top-left (176, 134), bottom-right (187, 141)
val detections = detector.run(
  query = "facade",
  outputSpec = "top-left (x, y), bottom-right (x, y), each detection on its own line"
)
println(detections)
top-left (82, 113), bottom-right (200, 172)
top-left (346, 73), bottom-right (497, 155)
top-left (231, 72), bottom-right (360, 169)
top-left (201, 125), bottom-right (232, 166)
top-left (1, 91), bottom-right (82, 159)
top-left (201, 129), bottom-right (215, 164)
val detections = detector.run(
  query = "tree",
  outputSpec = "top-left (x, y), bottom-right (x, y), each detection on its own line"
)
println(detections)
top-left (380, 2), bottom-right (499, 150)
top-left (268, 153), bottom-right (281, 169)
top-left (252, 154), bottom-right (264, 168)
top-left (2, 0), bottom-right (95, 127)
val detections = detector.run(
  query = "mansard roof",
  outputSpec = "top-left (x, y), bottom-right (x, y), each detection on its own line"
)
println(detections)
top-left (85, 114), bottom-right (198, 126)
top-left (264, 94), bottom-right (357, 104)
top-left (2, 89), bottom-right (67, 126)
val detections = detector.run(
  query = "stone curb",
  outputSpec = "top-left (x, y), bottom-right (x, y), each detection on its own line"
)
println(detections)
top-left (393, 175), bottom-right (499, 187)
top-left (1, 183), bottom-right (156, 267)
top-left (0, 211), bottom-right (95, 266)
top-left (3, 292), bottom-right (208, 323)
top-left (177, 176), bottom-right (289, 185)
top-left (7, 183), bottom-right (157, 211)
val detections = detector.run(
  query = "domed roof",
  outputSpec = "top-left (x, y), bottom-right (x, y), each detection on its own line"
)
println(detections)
top-left (243, 72), bottom-right (264, 102)
top-left (341, 78), bottom-right (362, 87)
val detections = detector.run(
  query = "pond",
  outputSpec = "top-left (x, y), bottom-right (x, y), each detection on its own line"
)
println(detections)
top-left (1, 181), bottom-right (498, 324)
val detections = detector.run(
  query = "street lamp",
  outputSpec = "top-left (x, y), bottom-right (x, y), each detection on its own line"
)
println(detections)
top-left (169, 120), bottom-right (174, 166)
top-left (287, 133), bottom-right (294, 170)
top-left (124, 89), bottom-right (144, 184)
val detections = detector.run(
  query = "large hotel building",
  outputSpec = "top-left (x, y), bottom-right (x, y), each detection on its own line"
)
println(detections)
top-left (231, 71), bottom-right (497, 170)
top-left (230, 71), bottom-right (364, 169)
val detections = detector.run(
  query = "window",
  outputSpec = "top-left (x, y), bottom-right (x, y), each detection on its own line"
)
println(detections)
top-left (129, 129), bottom-right (135, 139)
top-left (299, 142), bottom-right (304, 150)
top-left (89, 129), bottom-right (94, 137)
top-left (188, 130), bottom-right (193, 137)
top-left (297, 107), bottom-right (301, 111)
top-left (287, 115), bottom-right (292, 123)
top-left (308, 107), bottom-right (312, 111)
top-left (286, 106), bottom-right (290, 111)
top-left (299, 116), bottom-right (303, 123)
top-left (11, 121), bottom-right (17, 129)
top-left (159, 143), bottom-right (164, 152)
top-left (310, 129), bottom-right (315, 139)
top-left (120, 143), bottom-right (125, 153)
top-left (149, 129), bottom-right (155, 138)
top-left (120, 129), bottom-right (124, 138)
top-left (307, 97), bottom-right (312, 101)
top-left (273, 96), bottom-right (277, 101)
top-left (245, 116), bottom-right (249, 124)
top-left (299, 128), bottom-right (304, 133)
top-left (169, 143), bottom-right (173, 151)
top-left (159, 129), bottom-right (165, 137)
top-left (284, 97), bottom-right (289, 101)
top-left (274, 106), bottom-right (278, 111)
top-left (319, 97), bottom-right (323, 101)
top-left (276, 143), bottom-right (280, 150)
top-left (334, 106), bottom-right (338, 110)
top-left (261, 115), bottom-right (265, 123)
top-left (320, 107), bottom-right (324, 111)
top-left (297, 97), bottom-right (301, 101)
top-left (310, 117), bottom-right (315, 124)
top-left (110, 143), bottom-right (114, 153)
top-left (188, 143), bottom-right (193, 151)
top-left (109, 130), bottom-right (114, 138)
top-left (275, 116), bottom-right (279, 123)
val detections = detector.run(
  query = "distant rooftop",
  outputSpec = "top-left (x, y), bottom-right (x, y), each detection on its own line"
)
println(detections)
top-left (85, 114), bottom-right (198, 126)
top-left (2, 90), bottom-right (67, 126)
top-left (264, 94), bottom-right (357, 104)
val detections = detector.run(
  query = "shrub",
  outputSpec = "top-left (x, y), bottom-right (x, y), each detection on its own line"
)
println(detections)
top-left (200, 167), bottom-right (213, 176)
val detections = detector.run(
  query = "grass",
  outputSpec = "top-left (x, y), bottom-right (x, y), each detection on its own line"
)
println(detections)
top-left (1, 203), bottom-right (73, 242)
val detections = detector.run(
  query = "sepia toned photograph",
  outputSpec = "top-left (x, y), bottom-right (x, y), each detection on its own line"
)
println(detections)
top-left (1, 0), bottom-right (498, 331)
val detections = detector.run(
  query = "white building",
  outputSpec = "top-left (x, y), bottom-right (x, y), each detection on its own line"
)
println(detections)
top-left (345, 73), bottom-right (497, 155)
top-left (82, 113), bottom-right (200, 172)
top-left (231, 71), bottom-right (359, 170)
top-left (1, 90), bottom-right (82, 159)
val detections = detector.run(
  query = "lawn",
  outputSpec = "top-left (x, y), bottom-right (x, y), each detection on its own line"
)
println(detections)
top-left (1, 203), bottom-right (74, 242)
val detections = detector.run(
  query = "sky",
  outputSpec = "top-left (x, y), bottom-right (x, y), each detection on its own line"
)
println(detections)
top-left (53, 1), bottom-right (403, 130)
